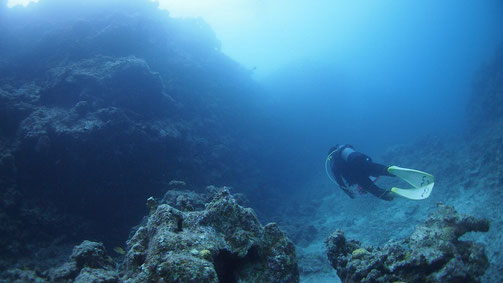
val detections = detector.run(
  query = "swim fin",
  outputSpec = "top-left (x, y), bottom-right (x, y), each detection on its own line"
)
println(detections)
top-left (391, 183), bottom-right (434, 200)
top-left (388, 165), bottom-right (434, 188)
top-left (387, 165), bottom-right (434, 200)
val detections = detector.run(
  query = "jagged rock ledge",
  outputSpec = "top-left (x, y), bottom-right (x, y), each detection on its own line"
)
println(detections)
top-left (326, 203), bottom-right (489, 283)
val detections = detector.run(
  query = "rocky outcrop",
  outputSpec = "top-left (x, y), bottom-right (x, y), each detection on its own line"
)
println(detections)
top-left (48, 240), bottom-right (118, 283)
top-left (0, 55), bottom-right (182, 256)
top-left (123, 188), bottom-right (299, 282)
top-left (326, 203), bottom-right (489, 283)
top-left (0, 0), bottom-right (265, 261)
top-left (0, 188), bottom-right (298, 282)
top-left (2, 240), bottom-right (118, 283)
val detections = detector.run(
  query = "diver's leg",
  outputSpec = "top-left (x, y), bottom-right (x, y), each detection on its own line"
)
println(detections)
top-left (359, 177), bottom-right (393, 201)
top-left (362, 157), bottom-right (394, 177)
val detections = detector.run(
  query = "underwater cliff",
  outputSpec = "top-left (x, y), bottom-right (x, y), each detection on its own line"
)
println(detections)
top-left (0, 0), bottom-right (270, 268)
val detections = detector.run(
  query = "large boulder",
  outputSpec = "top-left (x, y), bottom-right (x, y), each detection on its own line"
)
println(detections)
top-left (123, 188), bottom-right (299, 282)
top-left (326, 203), bottom-right (489, 283)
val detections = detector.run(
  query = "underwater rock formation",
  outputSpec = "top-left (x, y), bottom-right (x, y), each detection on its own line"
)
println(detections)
top-left (160, 184), bottom-right (250, 213)
top-left (0, 0), bottom-right (266, 261)
top-left (49, 240), bottom-right (118, 282)
top-left (39, 55), bottom-right (170, 115)
top-left (123, 188), bottom-right (299, 282)
top-left (326, 203), bottom-right (489, 283)
top-left (2, 240), bottom-right (118, 283)
top-left (0, 188), bottom-right (298, 282)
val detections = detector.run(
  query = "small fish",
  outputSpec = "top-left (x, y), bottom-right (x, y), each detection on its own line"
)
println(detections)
top-left (113, 247), bottom-right (125, 255)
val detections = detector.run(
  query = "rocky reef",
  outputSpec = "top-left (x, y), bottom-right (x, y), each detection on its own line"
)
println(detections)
top-left (0, 0), bottom-right (268, 263)
top-left (326, 203), bottom-right (489, 283)
top-left (2, 240), bottom-right (118, 283)
top-left (0, 187), bottom-right (299, 282)
top-left (123, 187), bottom-right (299, 282)
top-left (49, 240), bottom-right (118, 282)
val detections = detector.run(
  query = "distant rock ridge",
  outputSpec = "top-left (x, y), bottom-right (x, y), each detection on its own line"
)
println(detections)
top-left (326, 203), bottom-right (489, 283)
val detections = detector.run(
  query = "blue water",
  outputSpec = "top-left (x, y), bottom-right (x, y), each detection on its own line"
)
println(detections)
top-left (1, 0), bottom-right (502, 281)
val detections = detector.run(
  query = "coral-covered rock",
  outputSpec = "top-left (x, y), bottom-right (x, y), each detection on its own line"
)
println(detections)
top-left (0, 242), bottom-right (102, 282)
top-left (70, 241), bottom-right (114, 270)
top-left (262, 223), bottom-right (300, 282)
top-left (326, 203), bottom-right (489, 283)
top-left (161, 187), bottom-right (207, 212)
top-left (199, 189), bottom-right (263, 257)
top-left (49, 240), bottom-right (118, 283)
top-left (160, 185), bottom-right (250, 212)
top-left (123, 188), bottom-right (299, 282)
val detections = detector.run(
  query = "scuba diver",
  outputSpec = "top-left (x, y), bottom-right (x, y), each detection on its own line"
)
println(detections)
top-left (326, 144), bottom-right (396, 201)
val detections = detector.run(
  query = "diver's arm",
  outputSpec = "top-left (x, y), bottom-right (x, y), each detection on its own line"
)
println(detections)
top-left (334, 174), bottom-right (345, 188)
top-left (340, 186), bottom-right (355, 199)
top-left (335, 174), bottom-right (355, 199)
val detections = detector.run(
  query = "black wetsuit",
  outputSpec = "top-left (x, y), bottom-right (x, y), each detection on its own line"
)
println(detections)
top-left (329, 145), bottom-right (394, 200)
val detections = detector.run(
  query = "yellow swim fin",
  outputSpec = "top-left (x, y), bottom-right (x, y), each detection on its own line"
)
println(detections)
top-left (388, 166), bottom-right (435, 200)
top-left (387, 165), bottom-right (434, 188)
top-left (391, 183), bottom-right (434, 200)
